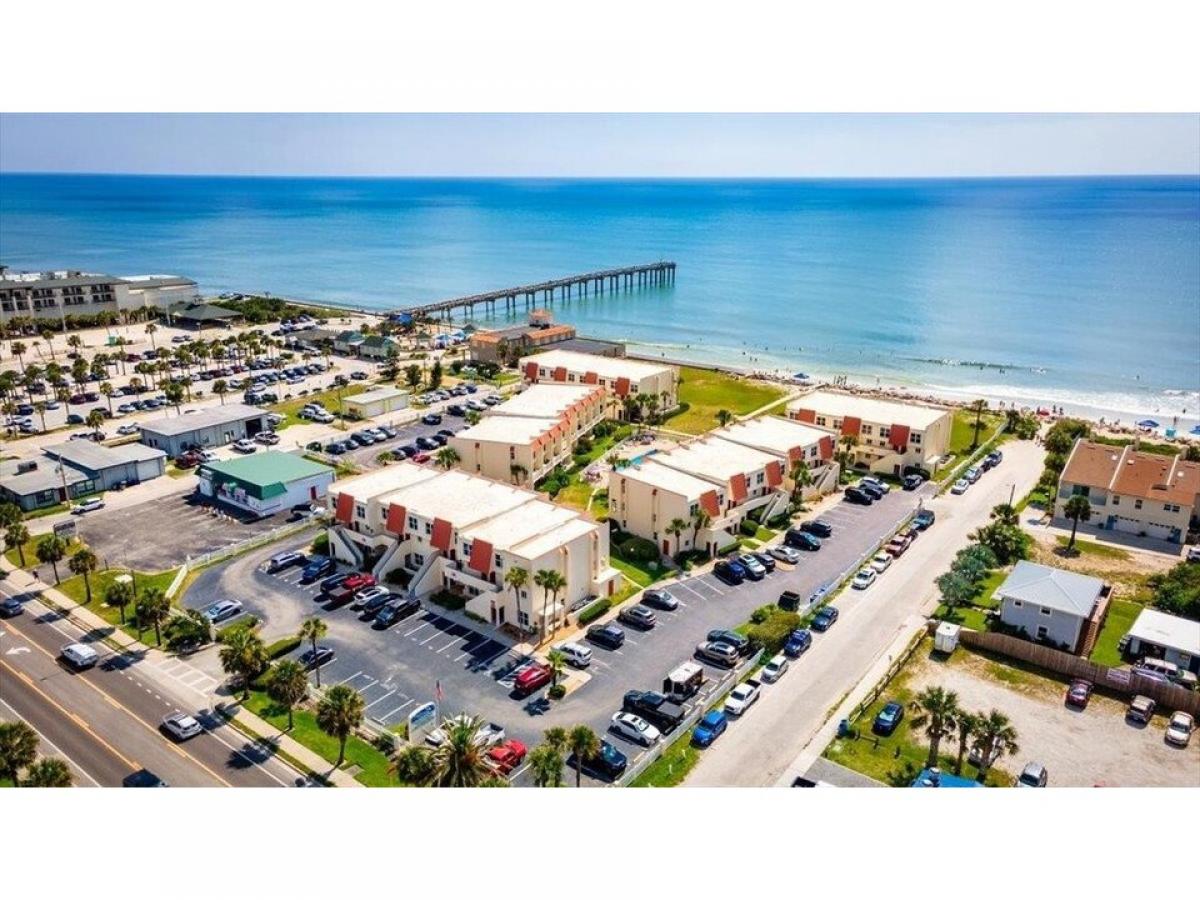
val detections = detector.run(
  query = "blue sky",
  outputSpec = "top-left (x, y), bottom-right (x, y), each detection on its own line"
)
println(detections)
top-left (1, 113), bottom-right (1196, 177)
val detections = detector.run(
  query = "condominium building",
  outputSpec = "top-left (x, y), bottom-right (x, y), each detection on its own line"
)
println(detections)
top-left (711, 415), bottom-right (839, 497)
top-left (786, 390), bottom-right (952, 476)
top-left (449, 383), bottom-right (606, 486)
top-left (1055, 439), bottom-right (1200, 544)
top-left (0, 268), bottom-right (198, 325)
top-left (327, 464), bottom-right (619, 635)
top-left (519, 348), bottom-right (678, 419)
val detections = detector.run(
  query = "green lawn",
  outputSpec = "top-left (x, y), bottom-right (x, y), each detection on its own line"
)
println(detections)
top-left (539, 422), bottom-right (631, 511)
top-left (56, 567), bottom-right (183, 642)
top-left (609, 553), bottom-right (666, 588)
top-left (269, 383), bottom-right (369, 429)
top-left (243, 690), bottom-right (399, 787)
top-left (665, 366), bottom-right (787, 435)
top-left (949, 409), bottom-right (1002, 456)
top-left (554, 480), bottom-right (595, 511)
top-left (1055, 536), bottom-right (1130, 561)
top-left (972, 569), bottom-right (1006, 609)
top-left (1090, 598), bottom-right (1142, 667)
top-left (1016, 486), bottom-right (1050, 513)
top-left (933, 603), bottom-right (991, 631)
top-left (630, 733), bottom-right (700, 787)
top-left (4, 535), bottom-right (84, 572)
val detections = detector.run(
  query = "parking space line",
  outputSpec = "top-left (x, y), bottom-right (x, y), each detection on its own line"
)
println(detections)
top-left (480, 646), bottom-right (513, 667)
top-left (336, 670), bottom-right (363, 685)
top-left (379, 699), bottom-right (415, 721)
top-left (364, 689), bottom-right (397, 710)
top-left (404, 621), bottom-right (431, 638)
top-left (435, 637), bottom-right (461, 653)
top-left (677, 582), bottom-right (707, 600)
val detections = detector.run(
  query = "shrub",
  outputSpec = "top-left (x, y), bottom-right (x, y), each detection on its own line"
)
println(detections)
top-left (464, 610), bottom-right (488, 625)
top-left (746, 608), bottom-right (802, 655)
top-left (216, 616), bottom-right (258, 643)
top-left (717, 542), bottom-right (740, 556)
top-left (578, 597), bottom-right (612, 625)
top-left (1148, 561), bottom-right (1200, 620)
top-left (427, 589), bottom-right (466, 611)
top-left (548, 684), bottom-right (566, 700)
top-left (739, 519), bottom-right (758, 537)
top-left (617, 535), bottom-right (659, 562)
top-left (310, 533), bottom-right (330, 555)
top-left (750, 604), bottom-right (777, 625)
top-left (265, 635), bottom-right (302, 659)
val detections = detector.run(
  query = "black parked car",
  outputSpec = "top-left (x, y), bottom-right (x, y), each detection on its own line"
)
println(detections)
top-left (785, 529), bottom-right (822, 551)
top-left (706, 628), bottom-right (752, 656)
top-left (373, 596), bottom-right (421, 629)
top-left (415, 436), bottom-right (438, 451)
top-left (622, 690), bottom-right (685, 732)
top-left (397, 444), bottom-right (418, 458)
top-left (586, 622), bottom-right (626, 650)
top-left (447, 404), bottom-right (466, 416)
top-left (712, 559), bottom-right (746, 585)
top-left (300, 556), bottom-right (336, 583)
top-left (319, 572), bottom-right (350, 595)
top-left (858, 481), bottom-right (885, 500)
top-left (800, 519), bottom-right (834, 538)
top-left (617, 604), bottom-right (657, 631)
top-left (844, 487), bottom-right (873, 505)
top-left (299, 646), bottom-right (335, 669)
top-left (421, 413), bottom-right (443, 425)
top-left (753, 551), bottom-right (776, 573)
top-left (359, 591), bottom-right (395, 618)
top-left (902, 474), bottom-right (924, 491)
top-left (640, 588), bottom-right (679, 611)
top-left (567, 740), bottom-right (627, 782)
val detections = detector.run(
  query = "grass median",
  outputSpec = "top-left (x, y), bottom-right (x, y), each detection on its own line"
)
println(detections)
top-left (666, 366), bottom-right (787, 435)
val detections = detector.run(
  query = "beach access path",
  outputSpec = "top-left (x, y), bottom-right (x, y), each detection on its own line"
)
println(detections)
top-left (684, 438), bottom-right (1046, 787)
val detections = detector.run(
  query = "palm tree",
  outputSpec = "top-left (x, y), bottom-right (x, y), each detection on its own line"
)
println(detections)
top-left (534, 568), bottom-right (567, 639)
top-left (316, 685), bottom-right (365, 768)
top-left (35, 534), bottom-right (68, 584)
top-left (546, 648), bottom-right (566, 689)
top-left (837, 433), bottom-right (859, 482)
top-left (465, 410), bottom-right (482, 426)
top-left (164, 382), bottom-right (185, 415)
top-left (219, 628), bottom-right (269, 700)
top-left (667, 517), bottom-right (689, 556)
top-left (104, 579), bottom-right (135, 625)
top-left (969, 398), bottom-right (989, 449)
top-left (990, 502), bottom-right (1019, 526)
top-left (971, 709), bottom-right (1019, 783)
top-left (299, 616), bottom-right (329, 686)
top-left (1063, 495), bottom-right (1092, 551)
top-left (85, 408), bottom-right (105, 438)
top-left (542, 726), bottom-right (568, 755)
top-left (136, 588), bottom-right (172, 646)
top-left (434, 446), bottom-right (460, 470)
top-left (909, 685), bottom-right (960, 768)
top-left (145, 321), bottom-right (158, 350)
top-left (789, 458), bottom-right (814, 506)
top-left (67, 547), bottom-right (99, 603)
top-left (100, 381), bottom-right (115, 415)
top-left (11, 341), bottom-right (26, 372)
top-left (426, 715), bottom-right (491, 787)
top-left (23, 757), bottom-right (73, 787)
top-left (509, 463), bottom-right (528, 485)
top-left (567, 724), bottom-right (600, 787)
top-left (503, 566), bottom-right (528, 621)
top-left (4, 521), bottom-right (30, 568)
top-left (528, 743), bottom-right (564, 787)
top-left (212, 378), bottom-right (228, 405)
top-left (952, 711), bottom-right (981, 776)
top-left (0, 721), bottom-right (39, 786)
top-left (34, 401), bottom-right (47, 434)
top-left (715, 408), bottom-right (735, 427)
top-left (267, 660), bottom-right (309, 731)
top-left (390, 744), bottom-right (436, 786)
top-left (690, 507), bottom-right (712, 553)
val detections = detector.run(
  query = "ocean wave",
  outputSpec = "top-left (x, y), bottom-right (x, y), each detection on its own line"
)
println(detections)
top-left (904, 356), bottom-right (1041, 373)
top-left (925, 382), bottom-right (1200, 422)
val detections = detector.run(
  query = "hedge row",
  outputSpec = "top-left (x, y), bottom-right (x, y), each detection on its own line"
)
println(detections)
top-left (266, 635), bottom-right (302, 659)
top-left (577, 597), bottom-right (613, 625)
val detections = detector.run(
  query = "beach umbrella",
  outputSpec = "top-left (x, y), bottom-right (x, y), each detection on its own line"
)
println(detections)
top-left (1190, 425), bottom-right (1200, 436)
top-left (1136, 419), bottom-right (1160, 429)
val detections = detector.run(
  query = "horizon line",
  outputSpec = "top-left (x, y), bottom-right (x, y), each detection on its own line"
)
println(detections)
top-left (2, 170), bottom-right (1198, 181)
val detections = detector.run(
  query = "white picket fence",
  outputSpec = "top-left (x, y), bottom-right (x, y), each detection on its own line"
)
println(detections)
top-left (186, 517), bottom-right (320, 570)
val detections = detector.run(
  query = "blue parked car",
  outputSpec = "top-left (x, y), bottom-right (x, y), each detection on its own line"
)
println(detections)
top-left (301, 556), bottom-right (336, 583)
top-left (783, 628), bottom-right (812, 658)
top-left (319, 572), bottom-right (350, 595)
top-left (873, 701), bottom-right (905, 736)
top-left (692, 710), bottom-right (729, 747)
top-left (811, 606), bottom-right (840, 632)
top-left (713, 559), bottom-right (747, 585)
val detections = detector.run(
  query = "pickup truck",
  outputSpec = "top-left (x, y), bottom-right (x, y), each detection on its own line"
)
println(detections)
top-left (622, 690), bottom-right (686, 732)
top-left (724, 679), bottom-right (761, 716)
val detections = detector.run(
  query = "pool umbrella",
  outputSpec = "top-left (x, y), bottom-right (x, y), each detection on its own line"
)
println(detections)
top-left (1136, 419), bottom-right (1160, 429)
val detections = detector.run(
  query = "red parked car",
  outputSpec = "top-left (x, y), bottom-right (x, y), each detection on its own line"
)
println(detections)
top-left (330, 573), bottom-right (375, 603)
top-left (1065, 679), bottom-right (1093, 709)
top-left (486, 739), bottom-right (527, 775)
top-left (412, 452), bottom-right (431, 464)
top-left (513, 663), bottom-right (552, 696)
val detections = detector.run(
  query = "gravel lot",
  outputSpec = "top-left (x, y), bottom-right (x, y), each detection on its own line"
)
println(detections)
top-left (908, 651), bottom-right (1200, 787)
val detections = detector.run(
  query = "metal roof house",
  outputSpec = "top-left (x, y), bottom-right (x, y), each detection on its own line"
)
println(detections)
top-left (1125, 607), bottom-right (1200, 674)
top-left (43, 441), bottom-right (167, 491)
top-left (995, 561), bottom-right (1108, 654)
top-left (197, 451), bottom-right (335, 517)
top-left (138, 403), bottom-right (267, 456)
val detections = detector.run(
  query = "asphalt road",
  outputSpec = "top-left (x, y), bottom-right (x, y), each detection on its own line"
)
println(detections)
top-left (0, 576), bottom-right (302, 787)
top-left (684, 438), bottom-right (1046, 786)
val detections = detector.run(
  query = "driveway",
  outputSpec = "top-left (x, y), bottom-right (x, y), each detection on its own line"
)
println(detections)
top-left (685, 438), bottom-right (1047, 786)
top-left (908, 652), bottom-right (1200, 787)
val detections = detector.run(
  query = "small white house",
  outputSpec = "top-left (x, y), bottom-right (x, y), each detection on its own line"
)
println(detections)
top-left (344, 386), bottom-right (410, 420)
top-left (197, 451), bottom-right (335, 518)
top-left (996, 561), bottom-right (1107, 654)
top-left (1125, 607), bottom-right (1200, 675)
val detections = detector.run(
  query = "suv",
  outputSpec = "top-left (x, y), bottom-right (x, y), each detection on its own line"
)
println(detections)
top-left (640, 588), bottom-right (679, 611)
top-left (801, 520), bottom-right (834, 538)
top-left (785, 529), bottom-right (822, 551)
top-left (1017, 762), bottom-right (1048, 787)
top-left (1126, 695), bottom-right (1156, 724)
top-left (554, 641), bottom-right (593, 668)
top-left (811, 606), bottom-right (839, 631)
top-left (713, 559), bottom-right (747, 585)
top-left (913, 509), bottom-right (936, 530)
top-left (586, 622), bottom-right (626, 650)
top-left (60, 642), bottom-right (99, 670)
top-left (696, 641), bottom-right (740, 668)
top-left (513, 663), bottom-right (553, 696)
top-left (617, 604), bottom-right (657, 630)
top-left (783, 628), bottom-right (812, 657)
top-left (844, 486), bottom-right (873, 505)
top-left (622, 690), bottom-right (685, 732)
top-left (707, 629), bottom-right (751, 656)
top-left (567, 740), bottom-right (627, 782)
top-left (266, 551), bottom-right (306, 573)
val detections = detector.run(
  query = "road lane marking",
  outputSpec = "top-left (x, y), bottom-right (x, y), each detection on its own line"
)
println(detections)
top-left (0, 695), bottom-right (100, 787)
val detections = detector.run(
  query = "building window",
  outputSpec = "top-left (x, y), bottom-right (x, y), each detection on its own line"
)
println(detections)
top-left (880, 426), bottom-right (890, 439)
top-left (355, 505), bottom-right (365, 519)
top-left (1134, 499), bottom-right (1143, 510)
top-left (408, 515), bottom-right (417, 529)
top-left (424, 522), bottom-right (433, 535)
top-left (1040, 607), bottom-right (1052, 616)
top-left (518, 611), bottom-right (530, 628)
top-left (816, 416), bottom-right (827, 427)
top-left (1112, 496), bottom-right (1120, 505)
top-left (1036, 625), bottom-right (1048, 640)
top-left (912, 433), bottom-right (921, 444)
top-left (862, 424), bottom-right (873, 436)
top-left (1011, 599), bottom-right (1022, 608)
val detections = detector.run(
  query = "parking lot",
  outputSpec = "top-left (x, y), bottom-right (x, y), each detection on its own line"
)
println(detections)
top-left (186, 480), bottom-right (930, 784)
top-left (76, 490), bottom-right (294, 571)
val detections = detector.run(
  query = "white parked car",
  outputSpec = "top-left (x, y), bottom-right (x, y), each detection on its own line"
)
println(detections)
top-left (852, 568), bottom-right (877, 589)
top-left (861, 476), bottom-right (890, 494)
top-left (553, 641), bottom-right (593, 668)
top-left (71, 498), bottom-right (105, 515)
top-left (351, 585), bottom-right (390, 610)
top-left (770, 545), bottom-right (801, 564)
top-left (116, 424), bottom-right (140, 436)
top-left (424, 715), bottom-right (505, 748)
top-left (965, 467), bottom-right (982, 483)
top-left (161, 711), bottom-right (203, 741)
top-left (951, 478), bottom-right (970, 495)
top-left (724, 680), bottom-right (761, 715)
top-left (232, 438), bottom-right (257, 453)
top-left (870, 553), bottom-right (892, 574)
top-left (254, 430), bottom-right (280, 445)
top-left (610, 712), bottom-right (660, 746)
top-left (1165, 711), bottom-right (1194, 747)
top-left (761, 655), bottom-right (789, 683)
top-left (202, 599), bottom-right (244, 623)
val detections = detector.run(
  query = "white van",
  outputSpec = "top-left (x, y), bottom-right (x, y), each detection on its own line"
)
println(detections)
top-left (60, 642), bottom-right (99, 670)
top-left (662, 661), bottom-right (705, 702)
top-left (554, 641), bottom-right (593, 669)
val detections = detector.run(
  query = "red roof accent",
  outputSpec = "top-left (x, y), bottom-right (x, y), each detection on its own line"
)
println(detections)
top-left (841, 416), bottom-right (862, 437)
top-left (334, 492), bottom-right (354, 525)
top-left (729, 474), bottom-right (748, 503)
top-left (765, 460), bottom-right (783, 488)
top-left (787, 446), bottom-right (803, 463)
top-left (524, 361), bottom-right (540, 382)
top-left (552, 366), bottom-right (567, 382)
top-left (468, 538), bottom-right (494, 575)
top-left (614, 376), bottom-right (632, 398)
top-left (431, 517), bottom-right (453, 553)
top-left (583, 370), bottom-right (599, 384)
top-left (889, 423), bottom-right (911, 453)
top-left (818, 435), bottom-right (834, 461)
top-left (385, 503), bottom-right (406, 537)
top-left (700, 490), bottom-right (720, 519)
top-left (794, 407), bottom-right (816, 424)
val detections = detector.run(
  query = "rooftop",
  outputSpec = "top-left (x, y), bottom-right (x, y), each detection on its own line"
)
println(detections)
top-left (168, 302), bottom-right (240, 322)
top-left (335, 463), bottom-right (438, 505)
top-left (462, 497), bottom-right (583, 556)
top-left (138, 403), bottom-right (262, 437)
top-left (200, 451), bottom-right (333, 489)
top-left (488, 384), bottom-right (603, 420)
top-left (713, 415), bottom-right (830, 456)
top-left (381, 468), bottom-right (532, 526)
top-left (451, 415), bottom-right (560, 445)
top-left (617, 459), bottom-right (719, 501)
top-left (1127, 607), bottom-right (1200, 656)
top-left (44, 441), bottom-right (166, 472)
top-left (1060, 440), bottom-right (1200, 506)
top-left (346, 386), bottom-right (409, 405)
top-left (0, 462), bottom-right (88, 496)
top-left (653, 435), bottom-right (778, 483)
top-left (521, 348), bottom-right (676, 381)
top-left (996, 561), bottom-right (1105, 617)
top-left (788, 390), bottom-right (950, 429)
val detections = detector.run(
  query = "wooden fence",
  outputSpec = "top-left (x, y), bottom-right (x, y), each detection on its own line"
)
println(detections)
top-left (958, 628), bottom-right (1200, 716)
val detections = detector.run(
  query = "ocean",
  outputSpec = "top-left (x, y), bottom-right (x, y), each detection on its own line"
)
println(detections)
top-left (2, 173), bottom-right (1198, 426)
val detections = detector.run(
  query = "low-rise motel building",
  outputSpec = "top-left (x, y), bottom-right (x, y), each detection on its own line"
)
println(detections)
top-left (518, 348), bottom-right (679, 420)
top-left (786, 389), bottom-right (952, 477)
top-left (449, 383), bottom-right (606, 487)
top-left (608, 416), bottom-right (836, 557)
top-left (327, 463), bottom-right (619, 634)
top-left (1055, 439), bottom-right (1200, 545)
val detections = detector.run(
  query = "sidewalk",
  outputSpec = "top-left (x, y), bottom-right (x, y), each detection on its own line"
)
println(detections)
top-left (1, 560), bottom-right (361, 787)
